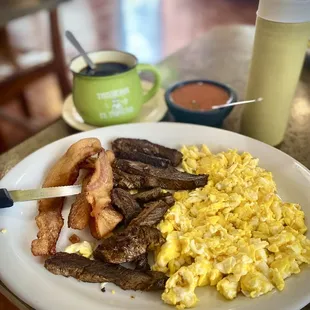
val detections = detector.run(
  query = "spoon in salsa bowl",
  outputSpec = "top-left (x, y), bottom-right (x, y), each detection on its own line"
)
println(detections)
top-left (165, 79), bottom-right (238, 128)
top-left (211, 97), bottom-right (263, 110)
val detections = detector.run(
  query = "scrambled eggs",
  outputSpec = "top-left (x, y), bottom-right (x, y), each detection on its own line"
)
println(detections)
top-left (153, 145), bottom-right (310, 309)
top-left (65, 241), bottom-right (94, 258)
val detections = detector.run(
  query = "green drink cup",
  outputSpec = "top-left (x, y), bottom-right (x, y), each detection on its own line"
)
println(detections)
top-left (70, 50), bottom-right (161, 126)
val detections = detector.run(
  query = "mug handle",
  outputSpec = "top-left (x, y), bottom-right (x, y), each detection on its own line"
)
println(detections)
top-left (136, 63), bottom-right (161, 104)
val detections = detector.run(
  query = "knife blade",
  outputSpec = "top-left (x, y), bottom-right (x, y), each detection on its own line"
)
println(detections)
top-left (0, 185), bottom-right (82, 208)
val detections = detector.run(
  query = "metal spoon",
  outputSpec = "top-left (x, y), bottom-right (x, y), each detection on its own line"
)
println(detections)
top-left (212, 97), bottom-right (263, 110)
top-left (65, 30), bottom-right (96, 71)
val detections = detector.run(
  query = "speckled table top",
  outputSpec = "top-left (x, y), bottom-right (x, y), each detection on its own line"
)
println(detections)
top-left (0, 25), bottom-right (310, 310)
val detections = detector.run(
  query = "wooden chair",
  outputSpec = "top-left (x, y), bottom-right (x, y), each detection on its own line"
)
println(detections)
top-left (0, 8), bottom-right (71, 151)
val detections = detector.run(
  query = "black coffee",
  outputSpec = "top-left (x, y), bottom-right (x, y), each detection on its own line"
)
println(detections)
top-left (79, 62), bottom-right (130, 76)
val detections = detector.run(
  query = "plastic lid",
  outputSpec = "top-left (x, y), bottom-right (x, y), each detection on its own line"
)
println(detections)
top-left (258, 0), bottom-right (310, 23)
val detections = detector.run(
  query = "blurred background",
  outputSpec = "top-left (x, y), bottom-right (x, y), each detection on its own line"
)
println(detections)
top-left (0, 0), bottom-right (258, 154)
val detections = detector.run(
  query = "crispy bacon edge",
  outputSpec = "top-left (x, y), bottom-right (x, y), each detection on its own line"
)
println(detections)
top-left (31, 138), bottom-right (102, 256)
top-left (86, 150), bottom-right (123, 239)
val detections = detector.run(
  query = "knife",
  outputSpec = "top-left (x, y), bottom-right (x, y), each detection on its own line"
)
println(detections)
top-left (0, 185), bottom-right (82, 208)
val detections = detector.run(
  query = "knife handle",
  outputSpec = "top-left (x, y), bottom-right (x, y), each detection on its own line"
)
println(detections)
top-left (0, 189), bottom-right (14, 208)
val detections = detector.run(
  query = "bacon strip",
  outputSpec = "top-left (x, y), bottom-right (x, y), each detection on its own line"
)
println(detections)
top-left (68, 174), bottom-right (92, 230)
top-left (31, 138), bottom-right (102, 256)
top-left (79, 157), bottom-right (96, 170)
top-left (89, 205), bottom-right (123, 239)
top-left (86, 150), bottom-right (123, 239)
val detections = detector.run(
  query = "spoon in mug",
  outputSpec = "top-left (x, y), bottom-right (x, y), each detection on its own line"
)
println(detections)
top-left (65, 30), bottom-right (96, 71)
top-left (211, 97), bottom-right (263, 110)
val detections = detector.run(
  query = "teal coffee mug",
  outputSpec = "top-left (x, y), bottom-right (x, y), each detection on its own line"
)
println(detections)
top-left (70, 50), bottom-right (161, 126)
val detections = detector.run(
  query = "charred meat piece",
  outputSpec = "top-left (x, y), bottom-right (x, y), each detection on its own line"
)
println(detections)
top-left (134, 253), bottom-right (150, 271)
top-left (114, 150), bottom-right (170, 168)
top-left (132, 188), bottom-right (175, 206)
top-left (113, 168), bottom-right (165, 189)
top-left (112, 188), bottom-right (141, 225)
top-left (113, 168), bottom-right (150, 189)
top-left (114, 165), bottom-right (206, 191)
top-left (129, 200), bottom-right (170, 227)
top-left (161, 195), bottom-right (175, 207)
top-left (132, 188), bottom-right (164, 203)
top-left (114, 159), bottom-right (208, 190)
top-left (94, 226), bottom-right (164, 264)
top-left (69, 234), bottom-right (81, 244)
top-left (45, 252), bottom-right (167, 291)
top-left (112, 138), bottom-right (183, 166)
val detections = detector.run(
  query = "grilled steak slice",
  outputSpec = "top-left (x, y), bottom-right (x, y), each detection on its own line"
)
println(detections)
top-left (113, 168), bottom-right (165, 189)
top-left (114, 159), bottom-right (208, 190)
top-left (113, 168), bottom-right (151, 189)
top-left (112, 138), bottom-right (183, 166)
top-left (133, 188), bottom-right (163, 203)
top-left (134, 253), bottom-right (150, 271)
top-left (94, 226), bottom-right (164, 264)
top-left (112, 188), bottom-right (141, 225)
top-left (114, 150), bottom-right (170, 168)
top-left (45, 252), bottom-right (167, 291)
top-left (129, 200), bottom-right (170, 227)
top-left (161, 195), bottom-right (175, 206)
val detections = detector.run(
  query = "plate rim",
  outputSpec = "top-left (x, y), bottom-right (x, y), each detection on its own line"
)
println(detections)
top-left (3, 122), bottom-right (310, 180)
top-left (1, 122), bottom-right (310, 310)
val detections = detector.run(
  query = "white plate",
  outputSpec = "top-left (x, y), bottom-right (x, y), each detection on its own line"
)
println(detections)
top-left (1, 123), bottom-right (310, 310)
top-left (62, 80), bottom-right (167, 131)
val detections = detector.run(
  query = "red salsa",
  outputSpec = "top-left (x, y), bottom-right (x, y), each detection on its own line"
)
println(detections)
top-left (171, 83), bottom-right (230, 111)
